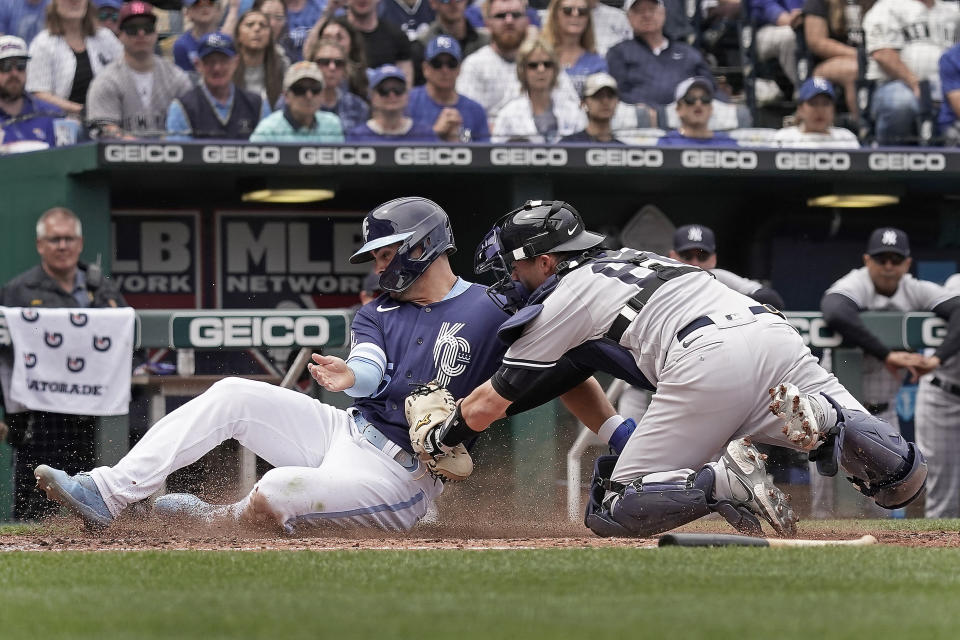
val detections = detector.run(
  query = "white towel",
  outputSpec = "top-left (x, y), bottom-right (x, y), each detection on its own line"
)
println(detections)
top-left (0, 307), bottom-right (135, 416)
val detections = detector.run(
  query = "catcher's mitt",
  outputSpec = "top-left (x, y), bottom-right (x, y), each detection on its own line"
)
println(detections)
top-left (404, 381), bottom-right (474, 482)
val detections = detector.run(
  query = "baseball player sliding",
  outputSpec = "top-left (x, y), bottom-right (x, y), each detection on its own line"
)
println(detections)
top-left (405, 201), bottom-right (928, 538)
top-left (34, 197), bottom-right (630, 532)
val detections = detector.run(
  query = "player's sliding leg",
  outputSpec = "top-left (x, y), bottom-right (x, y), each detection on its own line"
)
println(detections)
top-left (770, 382), bottom-right (927, 509)
top-left (35, 378), bottom-right (343, 529)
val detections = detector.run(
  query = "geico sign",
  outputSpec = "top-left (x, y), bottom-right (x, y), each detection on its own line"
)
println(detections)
top-left (921, 317), bottom-right (947, 346)
top-left (681, 149), bottom-right (758, 169)
top-left (788, 317), bottom-right (843, 348)
top-left (490, 147), bottom-right (567, 166)
top-left (188, 317), bottom-right (329, 348)
top-left (395, 147), bottom-right (472, 165)
top-left (586, 148), bottom-right (663, 167)
top-left (775, 152), bottom-right (850, 171)
top-left (104, 144), bottom-right (183, 163)
top-left (868, 153), bottom-right (945, 171)
top-left (202, 145), bottom-right (280, 164)
top-left (299, 146), bottom-right (376, 165)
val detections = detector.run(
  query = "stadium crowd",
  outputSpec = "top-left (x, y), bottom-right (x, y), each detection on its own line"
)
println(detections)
top-left (3, 0), bottom-right (960, 150)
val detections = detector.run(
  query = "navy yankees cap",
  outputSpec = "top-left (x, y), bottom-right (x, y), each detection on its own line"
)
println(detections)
top-left (867, 227), bottom-right (910, 257)
top-left (797, 76), bottom-right (836, 103)
top-left (674, 224), bottom-right (716, 253)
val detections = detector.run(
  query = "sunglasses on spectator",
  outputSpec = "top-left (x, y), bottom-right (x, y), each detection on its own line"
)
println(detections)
top-left (314, 57), bottom-right (346, 68)
top-left (561, 6), bottom-right (588, 16)
top-left (0, 58), bottom-right (28, 72)
top-left (678, 249), bottom-right (713, 262)
top-left (525, 60), bottom-right (555, 71)
top-left (680, 94), bottom-right (712, 105)
top-left (870, 252), bottom-right (906, 266)
top-left (121, 22), bottom-right (156, 36)
top-left (97, 8), bottom-right (119, 21)
top-left (428, 57), bottom-right (459, 69)
top-left (290, 82), bottom-right (323, 96)
top-left (492, 11), bottom-right (524, 20)
top-left (375, 84), bottom-right (407, 97)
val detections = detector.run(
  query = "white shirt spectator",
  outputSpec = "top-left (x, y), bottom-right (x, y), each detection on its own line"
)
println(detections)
top-left (592, 2), bottom-right (633, 56)
top-left (491, 93), bottom-right (586, 142)
top-left (863, 0), bottom-right (960, 100)
top-left (25, 27), bottom-right (122, 99)
top-left (773, 125), bottom-right (860, 148)
top-left (456, 44), bottom-right (580, 121)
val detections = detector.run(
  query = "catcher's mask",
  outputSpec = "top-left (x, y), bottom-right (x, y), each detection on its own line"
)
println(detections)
top-left (474, 200), bottom-right (604, 313)
top-left (350, 197), bottom-right (456, 293)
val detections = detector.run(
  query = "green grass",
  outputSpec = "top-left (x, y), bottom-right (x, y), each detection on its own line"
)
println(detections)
top-left (3, 546), bottom-right (960, 639)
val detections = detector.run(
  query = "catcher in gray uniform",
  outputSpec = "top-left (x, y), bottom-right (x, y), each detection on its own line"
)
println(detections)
top-left (819, 228), bottom-right (960, 516)
top-left (404, 201), bottom-right (928, 538)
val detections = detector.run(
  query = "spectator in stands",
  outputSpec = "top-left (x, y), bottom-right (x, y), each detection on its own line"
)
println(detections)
top-left (773, 76), bottom-right (859, 147)
top-left (660, 0), bottom-right (694, 42)
top-left (560, 71), bottom-right (623, 143)
top-left (166, 32), bottom-right (270, 139)
top-left (408, 35), bottom-right (489, 141)
top-left (492, 38), bottom-right (584, 142)
top-left (256, 0), bottom-right (301, 63)
top-left (863, 0), bottom-right (957, 146)
top-left (463, 0), bottom-right (541, 33)
top-left (750, 0), bottom-right (803, 93)
top-left (542, 0), bottom-right (606, 97)
top-left (307, 16), bottom-right (369, 96)
top-left (346, 0), bottom-right (413, 83)
top-left (1, 35), bottom-right (80, 149)
top-left (250, 61), bottom-right (345, 140)
top-left (802, 0), bottom-right (870, 116)
top-left (173, 0), bottom-right (232, 73)
top-left (92, 0), bottom-right (121, 35)
top-left (380, 0), bottom-right (436, 41)
top-left (233, 8), bottom-right (288, 107)
top-left (589, 0), bottom-right (631, 56)
top-left (346, 63), bottom-right (437, 139)
top-left (698, 1), bottom-right (743, 69)
top-left (1, 207), bottom-right (126, 522)
top-left (0, 0), bottom-right (51, 47)
top-left (309, 37), bottom-right (369, 131)
top-left (657, 76), bottom-right (736, 146)
top-left (25, 0), bottom-right (122, 117)
top-left (418, 0), bottom-right (489, 60)
top-left (86, 2), bottom-right (191, 138)
top-left (606, 0), bottom-right (712, 106)
top-left (938, 41), bottom-right (960, 145)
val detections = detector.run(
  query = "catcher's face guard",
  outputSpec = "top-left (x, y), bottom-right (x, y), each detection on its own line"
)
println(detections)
top-left (474, 224), bottom-right (531, 315)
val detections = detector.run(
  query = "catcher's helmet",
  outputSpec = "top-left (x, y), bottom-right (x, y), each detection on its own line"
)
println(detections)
top-left (351, 197), bottom-right (456, 292)
top-left (474, 200), bottom-right (604, 312)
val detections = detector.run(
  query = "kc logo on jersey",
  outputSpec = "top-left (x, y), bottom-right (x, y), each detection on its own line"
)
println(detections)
top-left (433, 322), bottom-right (471, 387)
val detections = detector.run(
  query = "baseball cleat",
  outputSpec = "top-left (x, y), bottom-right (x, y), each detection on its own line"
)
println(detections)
top-left (718, 439), bottom-right (798, 537)
top-left (769, 382), bottom-right (827, 451)
top-left (34, 465), bottom-right (113, 530)
top-left (153, 493), bottom-right (240, 525)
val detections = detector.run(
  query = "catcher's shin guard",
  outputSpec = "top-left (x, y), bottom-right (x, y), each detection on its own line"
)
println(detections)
top-left (811, 393), bottom-right (927, 509)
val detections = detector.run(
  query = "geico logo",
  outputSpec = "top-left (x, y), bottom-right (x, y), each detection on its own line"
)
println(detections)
top-left (775, 152), bottom-right (850, 171)
top-left (298, 147), bottom-right (376, 165)
top-left (585, 148), bottom-right (663, 167)
top-left (104, 144), bottom-right (183, 163)
top-left (188, 317), bottom-right (329, 348)
top-left (868, 153), bottom-right (946, 171)
top-left (395, 147), bottom-right (472, 165)
top-left (490, 147), bottom-right (568, 166)
top-left (922, 317), bottom-right (947, 346)
top-left (202, 145), bottom-right (280, 164)
top-left (680, 149), bottom-right (758, 169)
top-left (788, 317), bottom-right (843, 348)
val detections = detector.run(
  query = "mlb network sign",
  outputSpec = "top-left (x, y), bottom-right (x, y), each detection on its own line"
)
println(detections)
top-left (168, 311), bottom-right (350, 349)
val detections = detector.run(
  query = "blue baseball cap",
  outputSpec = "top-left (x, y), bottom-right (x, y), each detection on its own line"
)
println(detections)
top-left (368, 64), bottom-right (406, 88)
top-left (93, 0), bottom-right (124, 10)
top-left (197, 32), bottom-right (236, 59)
top-left (797, 76), bottom-right (836, 103)
top-left (867, 227), bottom-right (910, 257)
top-left (674, 224), bottom-right (716, 253)
top-left (425, 35), bottom-right (462, 62)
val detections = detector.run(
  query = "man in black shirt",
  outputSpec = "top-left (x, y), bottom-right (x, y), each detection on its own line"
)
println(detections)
top-left (561, 72), bottom-right (624, 143)
top-left (347, 0), bottom-right (413, 83)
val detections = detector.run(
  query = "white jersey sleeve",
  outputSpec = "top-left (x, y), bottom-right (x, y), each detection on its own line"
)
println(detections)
top-left (863, 0), bottom-right (905, 54)
top-left (824, 268), bottom-right (874, 308)
top-left (710, 268), bottom-right (762, 296)
top-left (826, 267), bottom-right (955, 311)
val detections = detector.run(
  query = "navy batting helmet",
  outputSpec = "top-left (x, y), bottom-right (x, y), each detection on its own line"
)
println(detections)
top-left (351, 197), bottom-right (456, 293)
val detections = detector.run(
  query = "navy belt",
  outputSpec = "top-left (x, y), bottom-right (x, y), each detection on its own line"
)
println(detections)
top-left (352, 413), bottom-right (419, 472)
top-left (676, 305), bottom-right (786, 342)
top-left (931, 376), bottom-right (960, 398)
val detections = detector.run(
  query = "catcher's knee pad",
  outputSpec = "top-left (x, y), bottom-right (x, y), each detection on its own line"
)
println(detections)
top-left (584, 456), bottom-right (712, 538)
top-left (812, 393), bottom-right (927, 509)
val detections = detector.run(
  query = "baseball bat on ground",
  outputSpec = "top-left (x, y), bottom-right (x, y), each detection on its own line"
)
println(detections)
top-left (658, 533), bottom-right (878, 548)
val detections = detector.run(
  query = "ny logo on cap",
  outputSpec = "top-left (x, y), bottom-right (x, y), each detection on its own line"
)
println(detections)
top-left (882, 230), bottom-right (898, 246)
top-left (687, 226), bottom-right (703, 242)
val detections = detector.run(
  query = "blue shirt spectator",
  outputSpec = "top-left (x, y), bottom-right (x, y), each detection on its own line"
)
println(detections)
top-left (347, 118), bottom-right (438, 140)
top-left (657, 129), bottom-right (736, 146)
top-left (939, 43), bottom-right (960, 131)
top-left (347, 63), bottom-right (439, 141)
top-left (0, 0), bottom-right (51, 46)
top-left (285, 0), bottom-right (327, 58)
top-left (379, 0), bottom-right (436, 41)
top-left (657, 76), bottom-right (736, 147)
top-left (748, 0), bottom-right (803, 27)
top-left (173, 0), bottom-right (224, 72)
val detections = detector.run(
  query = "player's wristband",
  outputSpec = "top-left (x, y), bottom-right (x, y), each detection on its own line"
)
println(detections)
top-left (438, 404), bottom-right (477, 448)
top-left (607, 418), bottom-right (637, 455)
